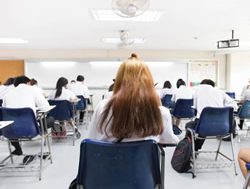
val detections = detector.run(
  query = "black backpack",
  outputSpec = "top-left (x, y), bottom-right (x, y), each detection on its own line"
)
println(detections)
top-left (171, 136), bottom-right (192, 173)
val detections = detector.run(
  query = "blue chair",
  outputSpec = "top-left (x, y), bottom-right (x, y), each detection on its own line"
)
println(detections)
top-left (75, 95), bottom-right (88, 126)
top-left (187, 107), bottom-right (237, 177)
top-left (0, 107), bottom-right (52, 180)
top-left (74, 139), bottom-right (165, 189)
top-left (48, 100), bottom-right (79, 145)
top-left (172, 99), bottom-right (196, 119)
top-left (226, 92), bottom-right (236, 99)
top-left (161, 94), bottom-right (174, 109)
top-left (172, 99), bottom-right (196, 128)
top-left (243, 163), bottom-right (250, 189)
top-left (236, 101), bottom-right (250, 142)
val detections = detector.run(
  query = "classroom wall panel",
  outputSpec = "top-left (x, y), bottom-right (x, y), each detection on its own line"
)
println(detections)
top-left (0, 60), bottom-right (24, 84)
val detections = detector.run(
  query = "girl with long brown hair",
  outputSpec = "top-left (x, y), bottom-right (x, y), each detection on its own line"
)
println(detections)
top-left (88, 54), bottom-right (178, 143)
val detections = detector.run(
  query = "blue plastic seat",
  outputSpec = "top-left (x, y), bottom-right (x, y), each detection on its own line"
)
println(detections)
top-left (75, 95), bottom-right (88, 126)
top-left (74, 139), bottom-right (164, 189)
top-left (172, 99), bottom-right (196, 119)
top-left (48, 100), bottom-right (77, 145)
top-left (187, 107), bottom-right (237, 177)
top-left (0, 107), bottom-right (52, 180)
top-left (226, 92), bottom-right (236, 99)
top-left (161, 94), bottom-right (174, 109)
top-left (48, 100), bottom-right (73, 121)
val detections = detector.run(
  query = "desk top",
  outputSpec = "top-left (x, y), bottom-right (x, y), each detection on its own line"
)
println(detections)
top-left (37, 105), bottom-right (56, 113)
top-left (0, 121), bottom-right (14, 129)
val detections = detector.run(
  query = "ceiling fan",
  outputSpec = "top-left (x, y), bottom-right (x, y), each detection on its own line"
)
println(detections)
top-left (112, 0), bottom-right (150, 18)
top-left (118, 30), bottom-right (134, 47)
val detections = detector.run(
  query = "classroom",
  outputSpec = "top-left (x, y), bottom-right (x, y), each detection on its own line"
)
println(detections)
top-left (1, 0), bottom-right (250, 188)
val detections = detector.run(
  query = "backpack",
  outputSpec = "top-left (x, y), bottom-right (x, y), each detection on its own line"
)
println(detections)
top-left (171, 136), bottom-right (192, 173)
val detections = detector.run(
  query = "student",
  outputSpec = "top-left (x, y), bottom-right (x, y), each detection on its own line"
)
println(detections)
top-left (30, 78), bottom-right (47, 98)
top-left (238, 148), bottom-right (250, 180)
top-left (0, 77), bottom-right (15, 99)
top-left (171, 79), bottom-right (193, 102)
top-left (69, 75), bottom-right (90, 100)
top-left (49, 77), bottom-right (77, 101)
top-left (238, 79), bottom-right (250, 129)
top-left (185, 79), bottom-right (238, 151)
top-left (3, 75), bottom-right (52, 156)
top-left (103, 79), bottom-right (115, 99)
top-left (49, 77), bottom-right (80, 136)
top-left (158, 80), bottom-right (174, 99)
top-left (88, 53), bottom-right (179, 144)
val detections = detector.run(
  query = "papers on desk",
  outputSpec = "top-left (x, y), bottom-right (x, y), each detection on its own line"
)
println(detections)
top-left (0, 121), bottom-right (14, 129)
top-left (37, 105), bottom-right (56, 113)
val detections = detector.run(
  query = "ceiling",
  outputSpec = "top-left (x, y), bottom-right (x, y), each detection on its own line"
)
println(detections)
top-left (1, 0), bottom-right (250, 52)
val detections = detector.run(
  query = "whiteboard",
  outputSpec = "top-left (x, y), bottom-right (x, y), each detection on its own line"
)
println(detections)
top-left (188, 61), bottom-right (217, 86)
top-left (25, 61), bottom-right (188, 89)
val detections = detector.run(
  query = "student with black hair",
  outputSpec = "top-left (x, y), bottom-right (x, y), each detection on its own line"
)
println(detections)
top-left (69, 75), bottom-right (90, 100)
top-left (171, 78), bottom-right (193, 102)
top-left (3, 75), bottom-right (52, 157)
top-left (158, 80), bottom-right (174, 99)
top-left (185, 79), bottom-right (237, 151)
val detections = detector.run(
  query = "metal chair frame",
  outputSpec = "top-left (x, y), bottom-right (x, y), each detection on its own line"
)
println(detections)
top-left (0, 107), bottom-right (52, 180)
top-left (187, 107), bottom-right (237, 178)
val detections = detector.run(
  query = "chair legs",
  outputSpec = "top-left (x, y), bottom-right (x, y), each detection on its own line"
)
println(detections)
top-left (188, 130), bottom-right (237, 177)
top-left (230, 134), bottom-right (238, 176)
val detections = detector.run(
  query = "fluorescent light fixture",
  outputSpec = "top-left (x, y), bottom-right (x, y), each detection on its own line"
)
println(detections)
top-left (146, 62), bottom-right (174, 68)
top-left (102, 38), bottom-right (145, 44)
top-left (91, 9), bottom-right (163, 22)
top-left (40, 61), bottom-right (76, 68)
top-left (0, 38), bottom-right (28, 44)
top-left (89, 61), bottom-right (122, 68)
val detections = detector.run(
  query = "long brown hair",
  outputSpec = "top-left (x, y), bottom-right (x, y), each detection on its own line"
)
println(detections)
top-left (100, 53), bottom-right (163, 138)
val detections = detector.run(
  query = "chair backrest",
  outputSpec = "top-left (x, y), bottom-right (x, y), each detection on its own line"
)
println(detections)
top-left (172, 99), bottom-right (196, 118)
top-left (76, 95), bottom-right (87, 111)
top-left (226, 92), bottom-right (236, 99)
top-left (76, 139), bottom-right (162, 189)
top-left (195, 107), bottom-right (234, 136)
top-left (48, 100), bottom-right (73, 121)
top-left (0, 107), bottom-right (40, 139)
top-left (238, 100), bottom-right (250, 119)
top-left (161, 94), bottom-right (173, 108)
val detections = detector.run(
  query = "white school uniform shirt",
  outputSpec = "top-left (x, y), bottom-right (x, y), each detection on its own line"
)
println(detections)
top-left (69, 81), bottom-right (90, 98)
top-left (158, 88), bottom-right (174, 99)
top-left (240, 85), bottom-right (250, 101)
top-left (171, 85), bottom-right (193, 102)
top-left (49, 87), bottom-right (76, 101)
top-left (3, 84), bottom-right (50, 116)
top-left (88, 99), bottom-right (179, 144)
top-left (0, 84), bottom-right (14, 99)
top-left (193, 84), bottom-right (238, 118)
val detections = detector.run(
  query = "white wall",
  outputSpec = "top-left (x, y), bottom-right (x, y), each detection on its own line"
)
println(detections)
top-left (227, 52), bottom-right (250, 98)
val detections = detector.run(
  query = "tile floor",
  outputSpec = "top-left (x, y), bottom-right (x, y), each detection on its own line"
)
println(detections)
top-left (0, 124), bottom-right (249, 189)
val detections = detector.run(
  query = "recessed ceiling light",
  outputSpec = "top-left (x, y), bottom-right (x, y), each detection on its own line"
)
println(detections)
top-left (102, 38), bottom-right (145, 44)
top-left (91, 9), bottom-right (163, 22)
top-left (0, 38), bottom-right (28, 44)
